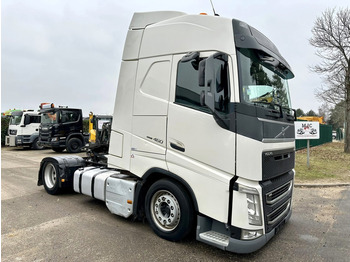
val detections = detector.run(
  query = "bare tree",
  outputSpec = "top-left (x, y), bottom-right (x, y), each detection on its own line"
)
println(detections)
top-left (318, 103), bottom-right (330, 123)
top-left (310, 8), bottom-right (350, 153)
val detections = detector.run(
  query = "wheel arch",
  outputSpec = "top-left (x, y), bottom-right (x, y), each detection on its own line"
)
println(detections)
top-left (66, 133), bottom-right (85, 144)
top-left (37, 156), bottom-right (86, 188)
top-left (134, 168), bottom-right (199, 219)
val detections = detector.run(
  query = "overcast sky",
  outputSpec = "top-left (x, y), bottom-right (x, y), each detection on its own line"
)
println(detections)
top-left (1, 0), bottom-right (349, 116)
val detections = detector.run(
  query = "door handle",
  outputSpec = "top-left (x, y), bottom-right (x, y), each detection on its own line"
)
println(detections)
top-left (170, 142), bottom-right (185, 152)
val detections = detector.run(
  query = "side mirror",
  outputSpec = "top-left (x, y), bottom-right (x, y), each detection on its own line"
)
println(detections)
top-left (200, 52), bottom-right (229, 113)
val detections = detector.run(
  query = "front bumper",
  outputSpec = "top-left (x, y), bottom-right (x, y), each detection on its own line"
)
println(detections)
top-left (39, 139), bottom-right (66, 148)
top-left (6, 135), bottom-right (37, 147)
top-left (196, 208), bottom-right (292, 254)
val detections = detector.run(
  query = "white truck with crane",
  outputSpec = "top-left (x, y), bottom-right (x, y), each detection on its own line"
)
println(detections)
top-left (38, 11), bottom-right (296, 253)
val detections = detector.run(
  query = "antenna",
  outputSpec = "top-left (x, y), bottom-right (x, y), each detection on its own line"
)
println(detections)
top-left (209, 0), bottom-right (219, 16)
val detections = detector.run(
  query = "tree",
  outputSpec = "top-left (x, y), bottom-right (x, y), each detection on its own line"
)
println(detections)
top-left (329, 101), bottom-right (345, 130)
top-left (296, 108), bottom-right (305, 117)
top-left (318, 103), bottom-right (330, 123)
top-left (309, 8), bottom-right (350, 153)
top-left (306, 110), bottom-right (317, 116)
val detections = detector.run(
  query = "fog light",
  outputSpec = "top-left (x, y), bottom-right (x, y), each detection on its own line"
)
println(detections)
top-left (241, 229), bottom-right (263, 240)
top-left (239, 185), bottom-right (262, 226)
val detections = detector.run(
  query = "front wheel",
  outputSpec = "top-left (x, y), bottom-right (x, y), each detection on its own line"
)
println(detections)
top-left (66, 138), bottom-right (83, 153)
top-left (42, 161), bottom-right (61, 195)
top-left (145, 179), bottom-right (195, 242)
top-left (32, 138), bottom-right (44, 150)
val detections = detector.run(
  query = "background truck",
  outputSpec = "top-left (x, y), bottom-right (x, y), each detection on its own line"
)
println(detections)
top-left (38, 11), bottom-right (296, 254)
top-left (39, 104), bottom-right (88, 153)
top-left (5, 110), bottom-right (43, 149)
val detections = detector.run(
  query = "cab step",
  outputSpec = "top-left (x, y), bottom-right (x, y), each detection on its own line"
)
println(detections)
top-left (199, 231), bottom-right (229, 247)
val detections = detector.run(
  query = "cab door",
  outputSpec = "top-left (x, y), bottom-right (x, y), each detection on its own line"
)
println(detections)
top-left (22, 113), bottom-right (40, 136)
top-left (166, 52), bottom-right (236, 220)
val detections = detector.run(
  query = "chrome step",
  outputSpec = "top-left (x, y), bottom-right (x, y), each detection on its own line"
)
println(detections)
top-left (199, 231), bottom-right (229, 247)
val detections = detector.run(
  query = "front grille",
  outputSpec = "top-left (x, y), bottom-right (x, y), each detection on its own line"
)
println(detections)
top-left (260, 170), bottom-right (294, 233)
top-left (267, 199), bottom-right (291, 225)
top-left (39, 132), bottom-right (50, 142)
top-left (266, 181), bottom-right (293, 205)
top-left (23, 135), bottom-right (31, 143)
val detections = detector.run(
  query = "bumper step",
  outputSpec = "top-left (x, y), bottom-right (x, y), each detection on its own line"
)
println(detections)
top-left (199, 231), bottom-right (229, 247)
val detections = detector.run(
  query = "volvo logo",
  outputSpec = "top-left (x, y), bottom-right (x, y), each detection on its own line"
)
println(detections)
top-left (275, 126), bottom-right (290, 138)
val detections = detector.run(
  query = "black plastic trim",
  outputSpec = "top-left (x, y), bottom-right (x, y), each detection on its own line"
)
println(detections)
top-left (262, 148), bottom-right (295, 180)
top-left (170, 142), bottom-right (185, 152)
top-left (218, 102), bottom-right (295, 142)
top-left (227, 176), bottom-right (239, 227)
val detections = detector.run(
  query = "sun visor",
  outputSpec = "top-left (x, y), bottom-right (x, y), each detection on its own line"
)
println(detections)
top-left (232, 19), bottom-right (294, 79)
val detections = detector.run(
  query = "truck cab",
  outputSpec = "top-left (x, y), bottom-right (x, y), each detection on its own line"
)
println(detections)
top-left (5, 110), bottom-right (43, 149)
top-left (107, 12), bottom-right (295, 252)
top-left (39, 106), bottom-right (87, 153)
top-left (38, 11), bottom-right (296, 254)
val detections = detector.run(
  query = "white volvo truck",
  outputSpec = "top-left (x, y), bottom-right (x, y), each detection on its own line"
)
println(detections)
top-left (38, 11), bottom-right (296, 253)
top-left (6, 110), bottom-right (43, 149)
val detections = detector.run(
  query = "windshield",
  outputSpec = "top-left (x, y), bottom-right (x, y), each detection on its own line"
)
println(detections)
top-left (41, 112), bottom-right (58, 124)
top-left (237, 48), bottom-right (292, 109)
top-left (9, 114), bottom-right (22, 125)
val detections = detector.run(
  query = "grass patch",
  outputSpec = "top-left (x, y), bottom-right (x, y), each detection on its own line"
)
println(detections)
top-left (295, 142), bottom-right (350, 184)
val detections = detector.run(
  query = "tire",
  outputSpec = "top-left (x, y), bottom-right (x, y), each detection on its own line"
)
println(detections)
top-left (52, 147), bottom-right (65, 153)
top-left (42, 161), bottom-right (61, 195)
top-left (66, 138), bottom-right (83, 153)
top-left (145, 179), bottom-right (195, 242)
top-left (32, 138), bottom-right (44, 150)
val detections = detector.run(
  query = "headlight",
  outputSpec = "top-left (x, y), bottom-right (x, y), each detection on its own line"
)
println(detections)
top-left (51, 137), bottom-right (58, 142)
top-left (10, 129), bottom-right (17, 135)
top-left (239, 185), bottom-right (262, 226)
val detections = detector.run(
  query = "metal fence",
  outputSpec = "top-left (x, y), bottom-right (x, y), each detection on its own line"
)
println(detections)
top-left (295, 124), bottom-right (333, 150)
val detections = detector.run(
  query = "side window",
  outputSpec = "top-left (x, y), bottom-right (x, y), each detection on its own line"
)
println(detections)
top-left (175, 53), bottom-right (230, 114)
top-left (30, 116), bottom-right (41, 124)
top-left (175, 58), bottom-right (209, 113)
top-left (61, 110), bottom-right (80, 123)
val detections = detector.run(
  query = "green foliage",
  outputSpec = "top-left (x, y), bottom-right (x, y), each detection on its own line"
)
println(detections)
top-left (83, 118), bottom-right (89, 133)
top-left (306, 110), bottom-right (317, 116)
top-left (329, 101), bottom-right (345, 129)
top-left (296, 108), bottom-right (305, 117)
top-left (1, 117), bottom-right (10, 146)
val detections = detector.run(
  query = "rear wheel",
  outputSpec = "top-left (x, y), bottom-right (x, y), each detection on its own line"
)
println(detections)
top-left (145, 179), bottom-right (195, 241)
top-left (67, 138), bottom-right (83, 153)
top-left (42, 161), bottom-right (61, 195)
